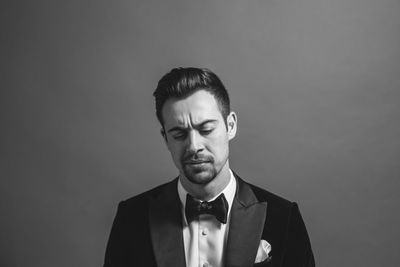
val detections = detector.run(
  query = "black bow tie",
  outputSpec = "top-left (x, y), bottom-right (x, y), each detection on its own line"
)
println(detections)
top-left (185, 193), bottom-right (228, 224)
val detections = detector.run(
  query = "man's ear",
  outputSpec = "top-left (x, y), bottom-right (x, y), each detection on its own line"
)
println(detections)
top-left (226, 111), bottom-right (237, 140)
top-left (160, 128), bottom-right (168, 143)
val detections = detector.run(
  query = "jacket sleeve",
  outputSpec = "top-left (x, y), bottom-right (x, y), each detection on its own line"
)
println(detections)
top-left (282, 203), bottom-right (315, 267)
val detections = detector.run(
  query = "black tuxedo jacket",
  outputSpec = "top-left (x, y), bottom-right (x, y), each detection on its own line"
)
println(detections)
top-left (104, 173), bottom-right (315, 267)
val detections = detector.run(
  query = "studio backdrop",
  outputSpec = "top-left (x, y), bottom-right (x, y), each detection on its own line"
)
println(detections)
top-left (1, 0), bottom-right (400, 266)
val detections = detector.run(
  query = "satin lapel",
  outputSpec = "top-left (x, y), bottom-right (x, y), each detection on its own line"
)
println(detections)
top-left (225, 176), bottom-right (267, 267)
top-left (149, 178), bottom-right (186, 267)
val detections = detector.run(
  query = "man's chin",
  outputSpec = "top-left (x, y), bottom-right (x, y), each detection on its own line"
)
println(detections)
top-left (183, 168), bottom-right (216, 185)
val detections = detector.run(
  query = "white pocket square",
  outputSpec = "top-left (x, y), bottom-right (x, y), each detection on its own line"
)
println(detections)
top-left (255, 239), bottom-right (271, 264)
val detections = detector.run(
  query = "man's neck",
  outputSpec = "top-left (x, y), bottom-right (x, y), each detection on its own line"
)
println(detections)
top-left (180, 162), bottom-right (231, 201)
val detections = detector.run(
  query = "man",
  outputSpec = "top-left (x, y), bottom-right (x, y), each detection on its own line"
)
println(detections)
top-left (104, 67), bottom-right (315, 267)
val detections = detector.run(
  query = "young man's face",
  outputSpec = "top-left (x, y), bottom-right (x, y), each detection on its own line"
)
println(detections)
top-left (161, 90), bottom-right (237, 185)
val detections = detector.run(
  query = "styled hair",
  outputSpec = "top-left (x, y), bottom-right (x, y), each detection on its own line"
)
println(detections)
top-left (153, 67), bottom-right (230, 127)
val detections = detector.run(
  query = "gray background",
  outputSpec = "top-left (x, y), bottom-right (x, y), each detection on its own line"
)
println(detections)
top-left (1, 0), bottom-right (400, 266)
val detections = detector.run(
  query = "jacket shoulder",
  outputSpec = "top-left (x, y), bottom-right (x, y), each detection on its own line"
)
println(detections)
top-left (242, 178), bottom-right (294, 210)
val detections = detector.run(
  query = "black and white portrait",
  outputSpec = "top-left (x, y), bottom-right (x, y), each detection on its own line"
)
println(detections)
top-left (1, 1), bottom-right (399, 267)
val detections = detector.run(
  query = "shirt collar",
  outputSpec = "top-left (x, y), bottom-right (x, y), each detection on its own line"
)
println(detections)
top-left (177, 169), bottom-right (237, 216)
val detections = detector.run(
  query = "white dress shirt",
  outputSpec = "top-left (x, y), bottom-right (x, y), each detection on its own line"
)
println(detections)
top-left (177, 170), bottom-right (237, 267)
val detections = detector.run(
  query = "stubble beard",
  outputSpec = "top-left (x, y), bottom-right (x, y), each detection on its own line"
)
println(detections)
top-left (181, 155), bottom-right (230, 186)
top-left (180, 152), bottom-right (218, 185)
top-left (183, 163), bottom-right (218, 185)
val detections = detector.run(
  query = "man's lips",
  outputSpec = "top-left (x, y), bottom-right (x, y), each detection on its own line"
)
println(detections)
top-left (183, 160), bottom-right (211, 165)
top-left (183, 158), bottom-right (211, 165)
top-left (182, 154), bottom-right (213, 165)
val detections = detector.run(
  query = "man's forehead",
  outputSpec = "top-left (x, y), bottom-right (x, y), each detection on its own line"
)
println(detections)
top-left (162, 90), bottom-right (222, 127)
top-left (164, 108), bottom-right (220, 129)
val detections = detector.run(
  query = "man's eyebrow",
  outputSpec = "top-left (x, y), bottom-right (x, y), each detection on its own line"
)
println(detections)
top-left (167, 119), bottom-right (218, 133)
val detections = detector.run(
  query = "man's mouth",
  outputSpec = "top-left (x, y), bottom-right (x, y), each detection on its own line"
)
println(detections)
top-left (184, 160), bottom-right (210, 165)
top-left (182, 154), bottom-right (213, 166)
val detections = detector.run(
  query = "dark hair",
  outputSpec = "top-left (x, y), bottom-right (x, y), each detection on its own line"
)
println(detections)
top-left (153, 67), bottom-right (230, 127)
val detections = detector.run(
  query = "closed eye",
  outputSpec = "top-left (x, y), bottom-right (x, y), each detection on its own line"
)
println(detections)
top-left (172, 131), bottom-right (187, 140)
top-left (200, 129), bottom-right (213, 135)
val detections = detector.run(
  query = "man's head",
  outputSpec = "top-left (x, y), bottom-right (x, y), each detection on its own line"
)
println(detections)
top-left (154, 67), bottom-right (231, 128)
top-left (153, 68), bottom-right (237, 191)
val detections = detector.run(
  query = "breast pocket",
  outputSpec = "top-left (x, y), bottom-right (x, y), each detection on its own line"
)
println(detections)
top-left (254, 256), bottom-right (272, 267)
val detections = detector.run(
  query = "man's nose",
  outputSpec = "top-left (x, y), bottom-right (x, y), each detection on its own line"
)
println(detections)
top-left (186, 131), bottom-right (204, 153)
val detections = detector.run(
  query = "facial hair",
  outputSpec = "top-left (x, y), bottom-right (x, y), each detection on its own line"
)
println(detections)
top-left (181, 153), bottom-right (217, 185)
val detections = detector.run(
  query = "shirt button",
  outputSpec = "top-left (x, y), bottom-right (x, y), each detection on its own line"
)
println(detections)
top-left (203, 262), bottom-right (209, 267)
top-left (201, 228), bottom-right (208, 236)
